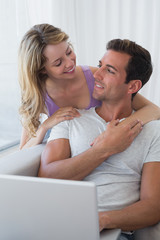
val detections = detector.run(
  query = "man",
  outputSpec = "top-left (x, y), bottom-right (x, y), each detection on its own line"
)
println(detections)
top-left (38, 39), bottom-right (160, 240)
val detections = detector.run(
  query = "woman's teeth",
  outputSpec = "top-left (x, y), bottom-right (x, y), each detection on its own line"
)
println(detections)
top-left (66, 66), bottom-right (75, 73)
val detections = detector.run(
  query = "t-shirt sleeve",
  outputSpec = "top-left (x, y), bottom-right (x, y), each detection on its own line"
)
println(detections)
top-left (144, 122), bottom-right (160, 164)
top-left (144, 136), bottom-right (160, 163)
top-left (47, 120), bottom-right (70, 142)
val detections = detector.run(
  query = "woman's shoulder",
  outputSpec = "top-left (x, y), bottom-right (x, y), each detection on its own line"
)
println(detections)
top-left (88, 66), bottom-right (98, 74)
top-left (78, 65), bottom-right (98, 74)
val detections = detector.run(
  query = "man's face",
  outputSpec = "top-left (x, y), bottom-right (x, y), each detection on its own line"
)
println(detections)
top-left (93, 50), bottom-right (131, 103)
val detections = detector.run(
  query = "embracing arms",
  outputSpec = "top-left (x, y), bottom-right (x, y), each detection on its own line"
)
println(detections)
top-left (20, 94), bottom-right (160, 149)
top-left (126, 93), bottom-right (160, 124)
top-left (38, 119), bottom-right (142, 180)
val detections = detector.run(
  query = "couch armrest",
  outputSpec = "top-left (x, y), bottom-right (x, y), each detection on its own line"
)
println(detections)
top-left (0, 144), bottom-right (45, 176)
top-left (134, 222), bottom-right (160, 240)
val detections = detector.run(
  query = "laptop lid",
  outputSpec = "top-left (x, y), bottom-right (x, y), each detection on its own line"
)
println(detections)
top-left (0, 174), bottom-right (100, 240)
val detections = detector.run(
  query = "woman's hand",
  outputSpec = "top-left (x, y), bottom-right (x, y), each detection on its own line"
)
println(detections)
top-left (91, 119), bottom-right (143, 156)
top-left (42, 107), bottom-right (81, 131)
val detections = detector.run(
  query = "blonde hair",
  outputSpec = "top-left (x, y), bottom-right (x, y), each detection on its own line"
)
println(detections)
top-left (18, 24), bottom-right (69, 137)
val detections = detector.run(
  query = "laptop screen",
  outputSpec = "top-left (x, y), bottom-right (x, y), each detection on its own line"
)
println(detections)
top-left (0, 174), bottom-right (100, 240)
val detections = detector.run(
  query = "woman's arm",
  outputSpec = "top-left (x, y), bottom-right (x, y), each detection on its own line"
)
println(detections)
top-left (123, 93), bottom-right (160, 125)
top-left (89, 66), bottom-right (98, 74)
top-left (19, 125), bottom-right (48, 149)
top-left (19, 107), bottom-right (80, 149)
top-left (19, 127), bottom-right (30, 149)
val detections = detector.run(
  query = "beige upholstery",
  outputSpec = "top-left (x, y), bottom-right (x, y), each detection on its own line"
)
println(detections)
top-left (134, 223), bottom-right (160, 239)
top-left (0, 143), bottom-right (159, 239)
top-left (0, 144), bottom-right (45, 176)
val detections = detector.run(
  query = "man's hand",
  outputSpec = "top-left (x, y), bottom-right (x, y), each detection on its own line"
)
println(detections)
top-left (99, 212), bottom-right (111, 232)
top-left (91, 119), bottom-right (143, 156)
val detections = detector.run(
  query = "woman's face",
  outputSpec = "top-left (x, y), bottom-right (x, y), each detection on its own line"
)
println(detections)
top-left (43, 41), bottom-right (76, 80)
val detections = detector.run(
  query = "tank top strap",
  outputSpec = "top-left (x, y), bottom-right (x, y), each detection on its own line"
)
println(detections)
top-left (45, 92), bottom-right (59, 117)
top-left (80, 65), bottom-right (101, 109)
top-left (80, 65), bottom-right (95, 95)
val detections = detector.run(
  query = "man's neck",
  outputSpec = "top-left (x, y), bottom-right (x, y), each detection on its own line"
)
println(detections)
top-left (96, 101), bottom-right (133, 122)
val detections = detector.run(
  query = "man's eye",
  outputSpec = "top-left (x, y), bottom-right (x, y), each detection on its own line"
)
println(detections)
top-left (107, 68), bottom-right (115, 74)
top-left (97, 64), bottom-right (101, 68)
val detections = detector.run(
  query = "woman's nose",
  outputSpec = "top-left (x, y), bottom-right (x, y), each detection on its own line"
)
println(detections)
top-left (65, 56), bottom-right (74, 68)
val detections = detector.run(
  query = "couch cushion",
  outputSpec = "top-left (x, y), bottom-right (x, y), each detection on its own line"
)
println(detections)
top-left (0, 144), bottom-right (45, 176)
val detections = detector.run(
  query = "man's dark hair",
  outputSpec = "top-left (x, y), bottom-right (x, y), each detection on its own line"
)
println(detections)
top-left (106, 39), bottom-right (153, 98)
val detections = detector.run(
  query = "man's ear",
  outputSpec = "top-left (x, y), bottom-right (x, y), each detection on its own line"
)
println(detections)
top-left (127, 80), bottom-right (142, 94)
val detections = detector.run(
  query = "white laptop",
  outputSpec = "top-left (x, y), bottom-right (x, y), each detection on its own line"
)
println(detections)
top-left (0, 174), bottom-right (120, 240)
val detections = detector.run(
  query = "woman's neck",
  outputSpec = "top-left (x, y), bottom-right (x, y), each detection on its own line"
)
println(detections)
top-left (44, 66), bottom-right (91, 109)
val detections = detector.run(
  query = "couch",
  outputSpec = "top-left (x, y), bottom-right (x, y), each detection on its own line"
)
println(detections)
top-left (0, 143), bottom-right (159, 240)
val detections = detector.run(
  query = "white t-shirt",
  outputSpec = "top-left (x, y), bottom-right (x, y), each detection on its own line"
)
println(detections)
top-left (48, 107), bottom-right (160, 211)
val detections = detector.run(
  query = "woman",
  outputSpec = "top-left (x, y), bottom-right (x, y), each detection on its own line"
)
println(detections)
top-left (18, 23), bottom-right (160, 149)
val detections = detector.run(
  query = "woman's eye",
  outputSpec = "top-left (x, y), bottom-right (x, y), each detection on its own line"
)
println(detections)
top-left (66, 50), bottom-right (72, 55)
top-left (55, 61), bottom-right (61, 67)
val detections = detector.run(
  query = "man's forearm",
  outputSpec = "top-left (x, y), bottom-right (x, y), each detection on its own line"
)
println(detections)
top-left (99, 200), bottom-right (160, 232)
top-left (39, 119), bottom-right (143, 180)
top-left (39, 144), bottom-right (111, 180)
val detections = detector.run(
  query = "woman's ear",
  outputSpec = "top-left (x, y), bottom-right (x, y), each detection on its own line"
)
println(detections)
top-left (128, 80), bottom-right (142, 94)
top-left (41, 68), bottom-right (47, 74)
top-left (38, 68), bottom-right (48, 79)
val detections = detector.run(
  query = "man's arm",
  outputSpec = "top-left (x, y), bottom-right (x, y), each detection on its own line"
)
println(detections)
top-left (99, 162), bottom-right (160, 232)
top-left (38, 138), bottom-right (112, 180)
top-left (38, 119), bottom-right (143, 180)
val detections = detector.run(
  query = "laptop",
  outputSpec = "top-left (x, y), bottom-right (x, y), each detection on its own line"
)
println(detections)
top-left (0, 174), bottom-right (120, 240)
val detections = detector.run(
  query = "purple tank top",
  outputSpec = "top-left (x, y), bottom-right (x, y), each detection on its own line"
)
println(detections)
top-left (45, 65), bottom-right (101, 116)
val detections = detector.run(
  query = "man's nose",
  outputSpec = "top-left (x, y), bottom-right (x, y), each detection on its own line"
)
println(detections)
top-left (94, 67), bottom-right (103, 81)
